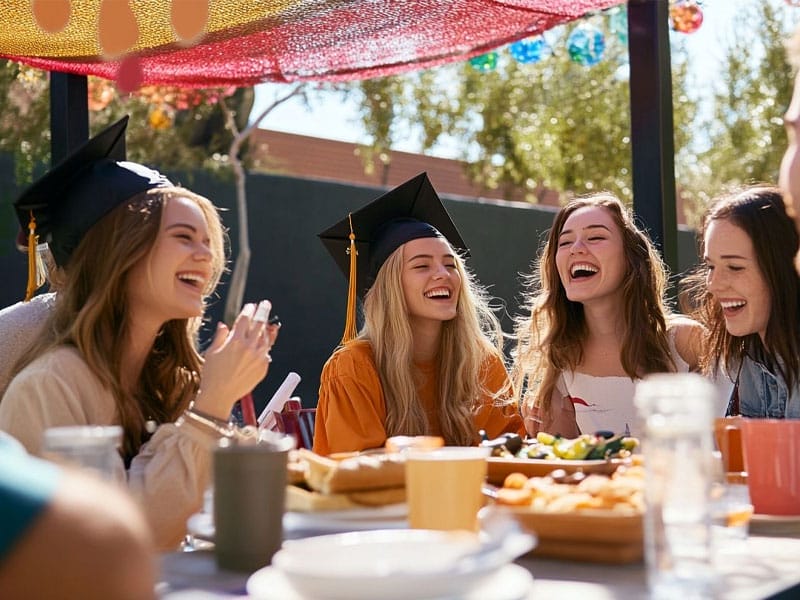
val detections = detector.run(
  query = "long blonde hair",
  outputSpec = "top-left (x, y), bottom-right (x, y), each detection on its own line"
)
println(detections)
top-left (511, 193), bottom-right (675, 416)
top-left (12, 187), bottom-right (227, 460)
top-left (359, 241), bottom-right (507, 445)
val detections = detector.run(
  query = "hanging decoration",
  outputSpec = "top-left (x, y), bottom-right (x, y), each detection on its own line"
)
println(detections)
top-left (669, 0), bottom-right (704, 34)
top-left (486, 3), bottom-right (682, 70)
top-left (508, 36), bottom-right (550, 64)
top-left (608, 6), bottom-right (628, 44)
top-left (469, 51), bottom-right (499, 72)
top-left (567, 23), bottom-right (606, 66)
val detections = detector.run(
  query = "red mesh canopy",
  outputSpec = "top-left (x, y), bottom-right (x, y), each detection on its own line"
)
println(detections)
top-left (0, 0), bottom-right (625, 86)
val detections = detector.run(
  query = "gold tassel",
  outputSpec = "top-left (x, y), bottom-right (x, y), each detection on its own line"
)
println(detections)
top-left (24, 212), bottom-right (40, 302)
top-left (340, 213), bottom-right (358, 345)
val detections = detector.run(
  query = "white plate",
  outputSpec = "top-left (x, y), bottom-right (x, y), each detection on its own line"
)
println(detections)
top-left (285, 504), bottom-right (407, 535)
top-left (247, 562), bottom-right (533, 600)
top-left (270, 529), bottom-right (499, 600)
top-left (751, 513), bottom-right (800, 522)
top-left (749, 513), bottom-right (800, 536)
top-left (186, 504), bottom-right (408, 541)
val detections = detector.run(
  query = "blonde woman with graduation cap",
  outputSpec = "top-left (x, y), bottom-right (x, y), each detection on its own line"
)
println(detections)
top-left (314, 173), bottom-right (524, 455)
top-left (0, 117), bottom-right (278, 549)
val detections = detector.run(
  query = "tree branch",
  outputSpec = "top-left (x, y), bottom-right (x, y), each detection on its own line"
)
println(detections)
top-left (220, 83), bottom-right (307, 325)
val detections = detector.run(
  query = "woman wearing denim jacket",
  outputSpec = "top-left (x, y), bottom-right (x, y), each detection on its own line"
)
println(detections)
top-left (687, 186), bottom-right (800, 419)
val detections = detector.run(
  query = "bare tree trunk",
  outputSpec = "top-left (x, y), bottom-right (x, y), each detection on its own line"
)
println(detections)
top-left (220, 84), bottom-right (307, 325)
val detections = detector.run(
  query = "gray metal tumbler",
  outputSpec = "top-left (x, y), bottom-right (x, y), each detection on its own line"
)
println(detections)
top-left (213, 442), bottom-right (289, 572)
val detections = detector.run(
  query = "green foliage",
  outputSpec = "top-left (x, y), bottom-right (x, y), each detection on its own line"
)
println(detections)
top-left (686, 1), bottom-right (799, 221)
top-left (0, 62), bottom-right (51, 183)
top-left (346, 2), bottom-right (800, 229)
top-left (347, 12), bottom-right (696, 207)
top-left (0, 61), bottom-right (254, 188)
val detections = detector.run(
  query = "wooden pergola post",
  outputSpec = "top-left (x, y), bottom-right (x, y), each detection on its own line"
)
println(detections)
top-left (627, 0), bottom-right (678, 276)
top-left (49, 72), bottom-right (88, 164)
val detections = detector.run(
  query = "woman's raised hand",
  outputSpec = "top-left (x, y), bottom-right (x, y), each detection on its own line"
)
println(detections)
top-left (194, 300), bottom-right (275, 420)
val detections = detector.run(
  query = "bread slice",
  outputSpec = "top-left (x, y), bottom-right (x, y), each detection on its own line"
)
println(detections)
top-left (297, 448), bottom-right (406, 494)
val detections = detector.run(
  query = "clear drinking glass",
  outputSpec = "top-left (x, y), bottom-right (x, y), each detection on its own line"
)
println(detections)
top-left (634, 373), bottom-right (719, 599)
top-left (42, 425), bottom-right (125, 482)
top-left (710, 455), bottom-right (752, 546)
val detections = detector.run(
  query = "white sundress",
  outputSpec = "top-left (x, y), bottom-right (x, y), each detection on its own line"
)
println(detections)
top-left (562, 330), bottom-right (690, 437)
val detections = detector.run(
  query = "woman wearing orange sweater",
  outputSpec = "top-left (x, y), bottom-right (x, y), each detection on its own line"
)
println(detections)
top-left (314, 173), bottom-right (524, 455)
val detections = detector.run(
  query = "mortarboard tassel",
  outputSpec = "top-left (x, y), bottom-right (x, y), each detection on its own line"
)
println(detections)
top-left (340, 213), bottom-right (358, 345)
top-left (24, 212), bottom-right (41, 302)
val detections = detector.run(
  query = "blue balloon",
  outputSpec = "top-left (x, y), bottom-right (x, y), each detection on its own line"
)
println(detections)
top-left (567, 25), bottom-right (606, 66)
top-left (508, 37), bottom-right (548, 64)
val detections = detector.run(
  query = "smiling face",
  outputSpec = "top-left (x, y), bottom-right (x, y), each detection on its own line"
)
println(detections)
top-left (554, 205), bottom-right (627, 306)
top-left (127, 195), bottom-right (213, 326)
top-left (704, 218), bottom-right (772, 342)
top-left (400, 236), bottom-right (461, 330)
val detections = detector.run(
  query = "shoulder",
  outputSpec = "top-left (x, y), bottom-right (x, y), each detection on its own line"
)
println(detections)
top-left (23, 346), bottom-right (90, 372)
top-left (9, 346), bottom-right (99, 393)
top-left (482, 352), bottom-right (508, 377)
top-left (666, 314), bottom-right (704, 370)
top-left (0, 293), bottom-right (56, 321)
top-left (0, 443), bottom-right (61, 560)
top-left (0, 294), bottom-right (55, 340)
top-left (321, 339), bottom-right (377, 379)
top-left (480, 351), bottom-right (511, 391)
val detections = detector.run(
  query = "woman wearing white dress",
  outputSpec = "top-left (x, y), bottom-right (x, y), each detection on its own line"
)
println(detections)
top-left (511, 193), bottom-right (705, 437)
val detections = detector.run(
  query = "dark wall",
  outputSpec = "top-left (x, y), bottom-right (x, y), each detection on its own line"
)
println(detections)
top-left (0, 164), bottom-right (701, 412)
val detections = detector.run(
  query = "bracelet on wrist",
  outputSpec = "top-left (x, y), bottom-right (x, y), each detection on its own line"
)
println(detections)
top-left (179, 402), bottom-right (237, 439)
top-left (177, 402), bottom-right (260, 444)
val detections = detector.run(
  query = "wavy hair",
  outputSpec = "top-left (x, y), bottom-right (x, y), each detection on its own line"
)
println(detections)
top-left (359, 241), bottom-right (507, 446)
top-left (12, 187), bottom-right (227, 460)
top-left (511, 193), bottom-right (675, 415)
top-left (685, 186), bottom-right (800, 389)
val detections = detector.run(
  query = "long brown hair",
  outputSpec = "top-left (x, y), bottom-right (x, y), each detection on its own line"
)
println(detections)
top-left (686, 186), bottom-right (800, 389)
top-left (12, 187), bottom-right (227, 459)
top-left (360, 242), bottom-right (508, 445)
top-left (512, 193), bottom-right (675, 415)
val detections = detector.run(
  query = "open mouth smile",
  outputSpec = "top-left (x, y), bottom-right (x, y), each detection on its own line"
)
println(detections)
top-left (177, 272), bottom-right (207, 292)
top-left (569, 262), bottom-right (598, 280)
top-left (719, 299), bottom-right (746, 317)
top-left (424, 287), bottom-right (452, 299)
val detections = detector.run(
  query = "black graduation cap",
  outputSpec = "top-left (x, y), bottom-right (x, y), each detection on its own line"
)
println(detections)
top-left (14, 115), bottom-right (171, 299)
top-left (318, 172), bottom-right (469, 343)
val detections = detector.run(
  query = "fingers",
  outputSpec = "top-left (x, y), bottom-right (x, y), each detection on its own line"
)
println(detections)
top-left (253, 300), bottom-right (272, 324)
top-left (200, 301), bottom-right (276, 411)
top-left (266, 322), bottom-right (280, 348)
top-left (232, 301), bottom-right (272, 342)
top-left (206, 322), bottom-right (229, 354)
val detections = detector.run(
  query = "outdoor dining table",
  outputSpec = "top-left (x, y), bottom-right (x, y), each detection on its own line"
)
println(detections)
top-left (158, 526), bottom-right (800, 599)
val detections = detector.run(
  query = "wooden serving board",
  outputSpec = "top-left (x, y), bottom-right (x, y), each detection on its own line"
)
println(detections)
top-left (509, 508), bottom-right (643, 564)
top-left (486, 456), bottom-right (627, 485)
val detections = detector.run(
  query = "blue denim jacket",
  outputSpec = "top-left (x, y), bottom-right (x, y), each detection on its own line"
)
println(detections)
top-left (733, 356), bottom-right (800, 418)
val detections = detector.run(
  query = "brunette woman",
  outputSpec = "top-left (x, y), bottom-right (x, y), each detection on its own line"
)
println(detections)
top-left (0, 117), bottom-right (277, 549)
top-left (511, 193), bottom-right (704, 437)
